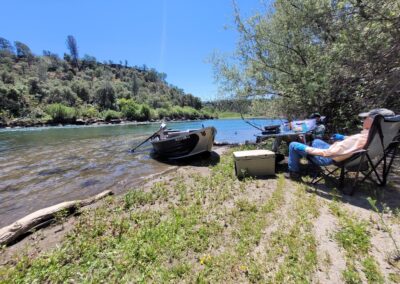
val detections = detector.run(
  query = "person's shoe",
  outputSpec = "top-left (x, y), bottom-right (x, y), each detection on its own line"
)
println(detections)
top-left (284, 171), bottom-right (302, 181)
top-left (275, 153), bottom-right (285, 164)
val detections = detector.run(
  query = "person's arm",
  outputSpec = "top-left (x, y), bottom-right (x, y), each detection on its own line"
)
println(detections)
top-left (305, 143), bottom-right (345, 157)
top-left (305, 132), bottom-right (368, 157)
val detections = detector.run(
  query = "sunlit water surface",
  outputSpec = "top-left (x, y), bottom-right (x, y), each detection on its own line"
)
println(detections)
top-left (0, 118), bottom-right (281, 227)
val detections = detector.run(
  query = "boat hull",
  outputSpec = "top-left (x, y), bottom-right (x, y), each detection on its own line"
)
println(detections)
top-left (151, 127), bottom-right (216, 159)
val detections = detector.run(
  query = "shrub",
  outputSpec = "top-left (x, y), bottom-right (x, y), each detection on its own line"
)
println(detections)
top-left (46, 103), bottom-right (76, 123)
top-left (167, 106), bottom-right (202, 120)
top-left (170, 106), bottom-right (184, 119)
top-left (46, 86), bottom-right (79, 107)
top-left (0, 110), bottom-right (10, 125)
top-left (103, 110), bottom-right (122, 121)
top-left (182, 106), bottom-right (200, 119)
top-left (29, 107), bottom-right (46, 119)
top-left (71, 80), bottom-right (90, 102)
top-left (149, 108), bottom-right (157, 120)
top-left (139, 104), bottom-right (151, 121)
top-left (79, 105), bottom-right (99, 119)
top-left (1, 71), bottom-right (15, 84)
top-left (156, 108), bottom-right (169, 119)
top-left (117, 98), bottom-right (140, 120)
top-left (0, 83), bottom-right (28, 117)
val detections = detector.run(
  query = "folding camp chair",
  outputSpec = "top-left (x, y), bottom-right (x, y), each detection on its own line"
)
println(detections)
top-left (310, 114), bottom-right (400, 195)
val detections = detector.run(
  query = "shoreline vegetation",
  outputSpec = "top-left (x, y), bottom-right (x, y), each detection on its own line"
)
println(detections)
top-left (0, 111), bottom-right (247, 129)
top-left (1, 146), bottom-right (399, 282)
top-left (0, 113), bottom-right (213, 129)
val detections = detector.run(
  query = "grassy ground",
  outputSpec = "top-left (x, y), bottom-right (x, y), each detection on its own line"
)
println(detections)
top-left (1, 147), bottom-right (400, 283)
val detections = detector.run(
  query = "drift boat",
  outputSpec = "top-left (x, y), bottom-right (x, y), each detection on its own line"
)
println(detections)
top-left (151, 126), bottom-right (217, 159)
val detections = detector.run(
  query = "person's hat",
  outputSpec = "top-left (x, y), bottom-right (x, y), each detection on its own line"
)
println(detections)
top-left (358, 108), bottom-right (395, 118)
top-left (309, 113), bottom-right (321, 119)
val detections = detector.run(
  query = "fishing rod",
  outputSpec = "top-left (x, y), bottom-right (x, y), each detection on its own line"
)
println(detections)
top-left (240, 112), bottom-right (264, 131)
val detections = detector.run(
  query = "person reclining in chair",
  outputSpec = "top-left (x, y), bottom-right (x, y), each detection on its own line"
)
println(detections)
top-left (286, 108), bottom-right (395, 180)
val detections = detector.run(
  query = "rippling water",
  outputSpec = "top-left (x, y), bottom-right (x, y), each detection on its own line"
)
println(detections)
top-left (0, 118), bottom-right (280, 227)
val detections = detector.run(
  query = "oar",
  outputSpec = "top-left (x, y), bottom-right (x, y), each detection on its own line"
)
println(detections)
top-left (130, 123), bottom-right (166, 152)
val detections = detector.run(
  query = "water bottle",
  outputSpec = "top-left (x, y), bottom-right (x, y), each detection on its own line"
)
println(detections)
top-left (283, 122), bottom-right (289, 132)
top-left (301, 122), bottom-right (307, 133)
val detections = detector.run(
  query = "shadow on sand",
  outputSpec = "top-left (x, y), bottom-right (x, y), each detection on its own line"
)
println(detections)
top-left (275, 155), bottom-right (400, 213)
top-left (150, 150), bottom-right (221, 167)
top-left (303, 167), bottom-right (400, 213)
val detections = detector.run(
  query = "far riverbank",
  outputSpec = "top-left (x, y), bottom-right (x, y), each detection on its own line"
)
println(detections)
top-left (0, 116), bottom-right (215, 129)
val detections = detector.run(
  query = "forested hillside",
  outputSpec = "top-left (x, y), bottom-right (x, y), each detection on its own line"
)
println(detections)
top-left (0, 36), bottom-right (214, 127)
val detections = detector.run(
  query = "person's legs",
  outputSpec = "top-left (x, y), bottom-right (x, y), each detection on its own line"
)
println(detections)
top-left (288, 142), bottom-right (308, 172)
top-left (311, 139), bottom-right (330, 149)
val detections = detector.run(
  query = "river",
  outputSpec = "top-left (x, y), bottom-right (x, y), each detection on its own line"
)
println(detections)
top-left (0, 118), bottom-right (282, 227)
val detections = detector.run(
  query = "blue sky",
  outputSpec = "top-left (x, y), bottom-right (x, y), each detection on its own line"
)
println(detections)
top-left (1, 0), bottom-right (267, 101)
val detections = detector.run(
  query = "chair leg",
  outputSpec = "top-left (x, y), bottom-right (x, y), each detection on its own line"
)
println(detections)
top-left (339, 166), bottom-right (345, 189)
top-left (310, 166), bottom-right (339, 185)
top-left (366, 154), bottom-right (384, 185)
top-left (383, 146), bottom-right (398, 186)
top-left (360, 144), bottom-right (399, 186)
top-left (348, 153), bottom-right (366, 195)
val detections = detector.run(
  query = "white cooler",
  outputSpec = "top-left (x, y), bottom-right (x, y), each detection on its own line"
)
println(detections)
top-left (233, 150), bottom-right (275, 178)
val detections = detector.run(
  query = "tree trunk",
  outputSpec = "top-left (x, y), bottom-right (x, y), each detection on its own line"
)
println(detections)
top-left (0, 190), bottom-right (113, 246)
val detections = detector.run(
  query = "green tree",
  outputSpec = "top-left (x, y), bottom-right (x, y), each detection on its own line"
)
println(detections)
top-left (0, 84), bottom-right (27, 116)
top-left (47, 86), bottom-right (78, 106)
top-left (71, 80), bottom-right (90, 102)
top-left (14, 41), bottom-right (34, 63)
top-left (139, 104), bottom-right (151, 121)
top-left (1, 72), bottom-right (15, 84)
top-left (0, 37), bottom-right (14, 57)
top-left (43, 50), bottom-right (60, 71)
top-left (117, 98), bottom-right (140, 120)
top-left (212, 0), bottom-right (400, 128)
top-left (144, 68), bottom-right (159, 82)
top-left (37, 59), bottom-right (48, 82)
top-left (66, 35), bottom-right (79, 68)
top-left (81, 54), bottom-right (97, 69)
top-left (131, 74), bottom-right (139, 97)
top-left (96, 81), bottom-right (115, 110)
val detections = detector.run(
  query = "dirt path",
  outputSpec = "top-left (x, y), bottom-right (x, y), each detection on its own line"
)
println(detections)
top-left (313, 203), bottom-right (347, 283)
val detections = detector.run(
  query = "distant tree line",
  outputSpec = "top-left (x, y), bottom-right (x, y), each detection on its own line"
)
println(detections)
top-left (203, 99), bottom-right (251, 113)
top-left (212, 0), bottom-right (400, 130)
top-left (0, 35), bottom-right (210, 125)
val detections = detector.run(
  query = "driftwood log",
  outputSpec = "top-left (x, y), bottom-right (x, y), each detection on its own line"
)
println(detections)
top-left (0, 190), bottom-right (113, 246)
